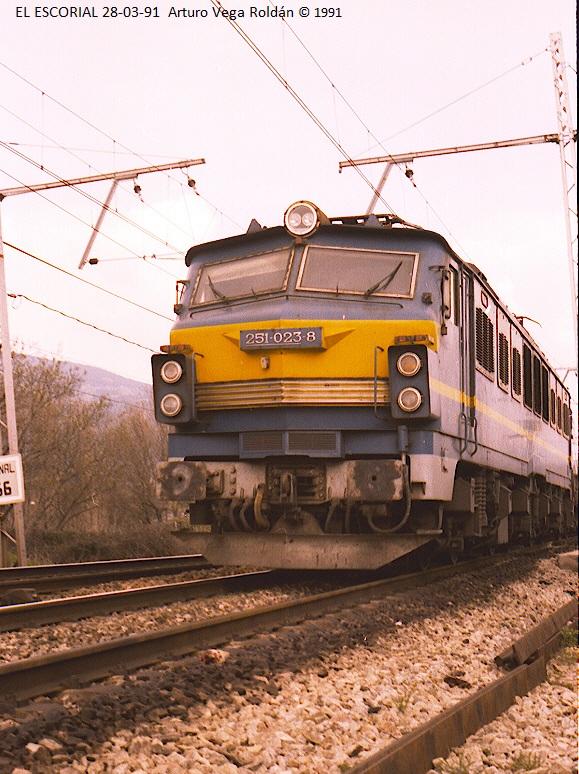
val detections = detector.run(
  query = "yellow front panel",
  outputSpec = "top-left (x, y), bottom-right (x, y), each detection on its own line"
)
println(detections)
top-left (170, 319), bottom-right (438, 383)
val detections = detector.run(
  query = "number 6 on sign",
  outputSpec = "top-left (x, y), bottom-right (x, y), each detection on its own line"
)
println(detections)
top-left (0, 454), bottom-right (25, 505)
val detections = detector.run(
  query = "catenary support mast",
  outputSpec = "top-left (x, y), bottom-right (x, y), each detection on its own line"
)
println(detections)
top-left (550, 32), bottom-right (578, 345)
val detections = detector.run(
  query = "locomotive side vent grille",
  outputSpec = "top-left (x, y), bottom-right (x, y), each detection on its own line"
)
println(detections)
top-left (498, 332), bottom-right (509, 387)
top-left (241, 430), bottom-right (341, 457)
top-left (475, 307), bottom-right (495, 376)
top-left (512, 347), bottom-right (522, 396)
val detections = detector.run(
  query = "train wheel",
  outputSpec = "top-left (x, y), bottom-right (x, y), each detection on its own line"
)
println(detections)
top-left (448, 547), bottom-right (461, 565)
top-left (417, 544), bottom-right (436, 570)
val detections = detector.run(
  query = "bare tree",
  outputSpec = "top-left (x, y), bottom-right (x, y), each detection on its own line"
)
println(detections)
top-left (5, 355), bottom-right (112, 531)
top-left (99, 402), bottom-right (167, 527)
top-left (1, 353), bottom-right (169, 542)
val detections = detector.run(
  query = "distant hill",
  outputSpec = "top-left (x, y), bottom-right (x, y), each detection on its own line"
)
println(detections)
top-left (74, 363), bottom-right (152, 409)
top-left (21, 356), bottom-right (152, 409)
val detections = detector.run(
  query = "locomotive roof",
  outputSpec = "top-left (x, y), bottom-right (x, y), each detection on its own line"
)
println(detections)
top-left (184, 215), bottom-right (461, 266)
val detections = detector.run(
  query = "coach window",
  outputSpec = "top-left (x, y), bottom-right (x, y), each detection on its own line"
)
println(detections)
top-left (532, 355), bottom-right (542, 416)
top-left (541, 366), bottom-right (550, 423)
top-left (550, 388), bottom-right (556, 428)
top-left (511, 346), bottom-right (522, 400)
top-left (557, 394), bottom-right (563, 432)
top-left (522, 344), bottom-right (533, 409)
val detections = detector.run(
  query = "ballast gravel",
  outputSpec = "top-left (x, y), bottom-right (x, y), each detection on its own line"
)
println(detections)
top-left (0, 547), bottom-right (576, 774)
top-left (0, 585), bottom-right (303, 663)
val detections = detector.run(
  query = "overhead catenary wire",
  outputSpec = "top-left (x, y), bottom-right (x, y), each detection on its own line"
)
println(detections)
top-left (1, 160), bottom-right (188, 279)
top-left (362, 48), bottom-right (550, 155)
top-left (0, 140), bottom-right (187, 255)
top-left (207, 4), bottom-right (498, 258)
top-left (0, 165), bottom-right (154, 262)
top-left (8, 293), bottom-right (158, 353)
top-left (0, 61), bottom-right (187, 180)
top-left (208, 0), bottom-right (398, 215)
top-left (280, 19), bottom-right (406, 173)
top-left (6, 142), bottom-right (188, 160)
top-left (0, 103), bottom-right (200, 244)
top-left (278, 24), bottom-right (552, 257)
top-left (278, 18), bottom-right (472, 256)
top-left (4, 241), bottom-right (173, 322)
top-left (0, 60), bottom-right (243, 233)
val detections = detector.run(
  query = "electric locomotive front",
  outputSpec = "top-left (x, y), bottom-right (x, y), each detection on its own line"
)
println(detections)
top-left (152, 202), bottom-right (453, 569)
top-left (153, 201), bottom-right (576, 567)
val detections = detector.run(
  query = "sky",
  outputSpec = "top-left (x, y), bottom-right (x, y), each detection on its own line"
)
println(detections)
top-left (0, 0), bottom-right (576, 419)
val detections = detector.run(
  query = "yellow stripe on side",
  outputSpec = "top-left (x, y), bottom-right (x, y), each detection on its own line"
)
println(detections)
top-left (171, 319), bottom-right (438, 383)
top-left (430, 378), bottom-right (569, 463)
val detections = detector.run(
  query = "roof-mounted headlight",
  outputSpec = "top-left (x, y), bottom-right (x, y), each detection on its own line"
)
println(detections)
top-left (284, 201), bottom-right (323, 237)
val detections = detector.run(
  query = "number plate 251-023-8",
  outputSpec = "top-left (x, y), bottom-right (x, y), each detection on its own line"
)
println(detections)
top-left (240, 327), bottom-right (323, 350)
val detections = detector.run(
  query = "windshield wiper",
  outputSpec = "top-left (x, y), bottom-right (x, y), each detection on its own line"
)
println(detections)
top-left (363, 261), bottom-right (403, 298)
top-left (207, 275), bottom-right (230, 303)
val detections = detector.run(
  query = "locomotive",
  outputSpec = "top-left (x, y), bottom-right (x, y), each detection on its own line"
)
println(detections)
top-left (152, 201), bottom-right (576, 569)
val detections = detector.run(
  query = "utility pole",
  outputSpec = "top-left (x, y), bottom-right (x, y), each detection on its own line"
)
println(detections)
top-left (0, 157), bottom-right (205, 565)
top-left (550, 32), bottom-right (578, 345)
top-left (0, 215), bottom-right (26, 566)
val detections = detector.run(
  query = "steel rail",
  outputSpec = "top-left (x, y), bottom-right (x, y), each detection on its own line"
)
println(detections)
top-left (495, 596), bottom-right (577, 668)
top-left (0, 570), bottom-right (277, 632)
top-left (0, 556), bottom-right (496, 703)
top-left (349, 597), bottom-right (578, 774)
top-left (0, 555), bottom-right (210, 593)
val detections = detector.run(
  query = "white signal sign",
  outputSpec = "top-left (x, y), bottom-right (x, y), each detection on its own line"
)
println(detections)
top-left (0, 454), bottom-right (25, 505)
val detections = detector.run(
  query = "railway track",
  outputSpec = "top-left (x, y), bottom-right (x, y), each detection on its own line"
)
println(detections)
top-left (349, 597), bottom-right (577, 774)
top-left (0, 544), bottom-right (574, 773)
top-left (0, 569), bottom-right (276, 631)
top-left (0, 554), bottom-right (211, 594)
top-left (0, 553), bottom-right (541, 704)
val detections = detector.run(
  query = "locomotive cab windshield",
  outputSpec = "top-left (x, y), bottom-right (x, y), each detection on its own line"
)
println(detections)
top-left (296, 245), bottom-right (417, 298)
top-left (191, 247), bottom-right (293, 305)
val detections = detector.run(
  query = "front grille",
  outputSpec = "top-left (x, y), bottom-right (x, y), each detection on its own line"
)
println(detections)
top-left (241, 431), bottom-right (284, 453)
top-left (287, 431), bottom-right (339, 453)
top-left (196, 378), bottom-right (388, 409)
top-left (241, 430), bottom-right (341, 457)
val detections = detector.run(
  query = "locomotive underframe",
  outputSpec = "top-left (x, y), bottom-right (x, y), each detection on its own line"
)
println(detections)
top-left (159, 454), bottom-right (576, 569)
